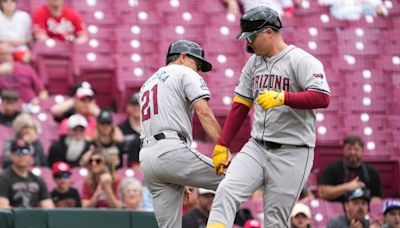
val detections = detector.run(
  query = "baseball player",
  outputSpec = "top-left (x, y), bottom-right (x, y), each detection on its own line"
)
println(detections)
top-left (139, 40), bottom-right (225, 228)
top-left (207, 6), bottom-right (331, 228)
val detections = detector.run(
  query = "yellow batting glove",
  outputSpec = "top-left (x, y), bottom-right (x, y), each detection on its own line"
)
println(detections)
top-left (212, 145), bottom-right (229, 175)
top-left (257, 90), bottom-right (285, 110)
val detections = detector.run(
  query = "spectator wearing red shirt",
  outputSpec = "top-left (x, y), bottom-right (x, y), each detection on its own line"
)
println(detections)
top-left (32, 0), bottom-right (87, 44)
top-left (81, 150), bottom-right (122, 208)
top-left (0, 42), bottom-right (48, 104)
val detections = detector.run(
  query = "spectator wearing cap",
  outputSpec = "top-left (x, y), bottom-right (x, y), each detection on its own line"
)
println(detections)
top-left (81, 110), bottom-right (124, 168)
top-left (327, 188), bottom-right (370, 228)
top-left (0, 89), bottom-right (21, 126)
top-left (48, 114), bottom-right (91, 167)
top-left (0, 139), bottom-right (54, 208)
top-left (290, 202), bottom-right (312, 228)
top-left (32, 0), bottom-right (88, 44)
top-left (0, 42), bottom-right (48, 104)
top-left (56, 85), bottom-right (98, 138)
top-left (382, 199), bottom-right (400, 228)
top-left (183, 188), bottom-right (216, 228)
top-left (2, 113), bottom-right (46, 168)
top-left (318, 135), bottom-right (382, 203)
top-left (118, 93), bottom-right (141, 168)
top-left (0, 0), bottom-right (32, 63)
top-left (50, 161), bottom-right (81, 207)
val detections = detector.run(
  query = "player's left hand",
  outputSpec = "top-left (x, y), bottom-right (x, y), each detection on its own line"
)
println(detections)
top-left (212, 145), bottom-right (232, 175)
top-left (257, 90), bottom-right (285, 110)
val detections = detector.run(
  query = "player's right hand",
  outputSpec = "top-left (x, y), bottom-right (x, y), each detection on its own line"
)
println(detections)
top-left (212, 145), bottom-right (231, 175)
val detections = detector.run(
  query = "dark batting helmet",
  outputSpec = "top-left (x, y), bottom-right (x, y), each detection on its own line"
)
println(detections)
top-left (237, 6), bottom-right (282, 53)
top-left (166, 40), bottom-right (212, 72)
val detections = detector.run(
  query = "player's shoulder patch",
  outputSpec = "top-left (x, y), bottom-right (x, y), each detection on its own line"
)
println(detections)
top-left (199, 78), bottom-right (208, 90)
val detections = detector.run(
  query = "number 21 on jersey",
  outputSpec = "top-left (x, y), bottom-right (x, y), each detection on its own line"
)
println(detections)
top-left (141, 84), bottom-right (159, 121)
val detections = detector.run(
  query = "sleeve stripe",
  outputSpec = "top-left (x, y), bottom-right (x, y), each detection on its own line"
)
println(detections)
top-left (190, 94), bottom-right (210, 103)
top-left (307, 87), bottom-right (331, 95)
top-left (234, 92), bottom-right (254, 101)
top-left (233, 95), bottom-right (253, 108)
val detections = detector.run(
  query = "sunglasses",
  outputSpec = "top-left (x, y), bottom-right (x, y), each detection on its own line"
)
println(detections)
top-left (12, 148), bottom-right (32, 155)
top-left (246, 28), bottom-right (270, 44)
top-left (89, 158), bottom-right (103, 165)
top-left (53, 172), bottom-right (71, 179)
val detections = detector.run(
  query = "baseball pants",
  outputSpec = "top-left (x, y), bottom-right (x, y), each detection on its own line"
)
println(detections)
top-left (140, 133), bottom-right (224, 228)
top-left (207, 138), bottom-right (314, 228)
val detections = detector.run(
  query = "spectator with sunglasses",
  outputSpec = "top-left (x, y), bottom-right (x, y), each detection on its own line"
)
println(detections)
top-left (81, 150), bottom-right (122, 208)
top-left (3, 113), bottom-right (46, 169)
top-left (48, 114), bottom-right (92, 168)
top-left (50, 161), bottom-right (81, 207)
top-left (0, 139), bottom-right (54, 208)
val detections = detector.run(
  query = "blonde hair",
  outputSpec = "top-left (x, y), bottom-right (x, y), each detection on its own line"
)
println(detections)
top-left (12, 113), bottom-right (39, 134)
top-left (86, 149), bottom-right (116, 193)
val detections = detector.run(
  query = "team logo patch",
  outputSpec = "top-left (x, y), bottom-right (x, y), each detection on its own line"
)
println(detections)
top-left (313, 73), bottom-right (324, 79)
top-left (200, 78), bottom-right (208, 90)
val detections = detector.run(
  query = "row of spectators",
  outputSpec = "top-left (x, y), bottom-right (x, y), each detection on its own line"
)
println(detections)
top-left (223, 0), bottom-right (389, 20)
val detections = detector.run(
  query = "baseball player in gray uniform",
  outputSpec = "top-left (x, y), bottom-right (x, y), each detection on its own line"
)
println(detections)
top-left (139, 40), bottom-right (224, 228)
top-left (207, 6), bottom-right (331, 228)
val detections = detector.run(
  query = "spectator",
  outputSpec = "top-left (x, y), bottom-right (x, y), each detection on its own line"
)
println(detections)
top-left (0, 89), bottom-right (21, 127)
top-left (382, 199), bottom-right (400, 228)
top-left (0, 139), bottom-right (54, 208)
top-left (87, 110), bottom-right (124, 168)
top-left (183, 187), bottom-right (199, 215)
top-left (224, 0), bottom-right (301, 17)
top-left (50, 161), bottom-right (81, 207)
top-left (290, 202), bottom-right (312, 228)
top-left (57, 85), bottom-right (98, 138)
top-left (51, 81), bottom-right (100, 123)
top-left (3, 113), bottom-right (46, 168)
top-left (0, 0), bottom-right (32, 62)
top-left (183, 188), bottom-right (216, 228)
top-left (318, 0), bottom-right (388, 20)
top-left (318, 135), bottom-right (382, 203)
top-left (32, 0), bottom-right (87, 44)
top-left (327, 188), bottom-right (370, 228)
top-left (118, 93), bottom-right (141, 169)
top-left (0, 42), bottom-right (48, 104)
top-left (48, 114), bottom-right (91, 167)
top-left (81, 150), bottom-right (122, 208)
top-left (119, 177), bottom-right (145, 211)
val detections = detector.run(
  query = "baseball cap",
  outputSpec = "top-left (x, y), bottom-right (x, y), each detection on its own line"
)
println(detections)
top-left (1, 89), bottom-right (19, 101)
top-left (75, 87), bottom-right (94, 100)
top-left (52, 161), bottom-right (71, 174)
top-left (128, 93), bottom-right (140, 105)
top-left (67, 114), bottom-right (88, 129)
top-left (291, 203), bottom-right (311, 218)
top-left (345, 188), bottom-right (370, 202)
top-left (243, 220), bottom-right (262, 228)
top-left (198, 188), bottom-right (216, 195)
top-left (97, 110), bottom-right (113, 124)
top-left (11, 139), bottom-right (32, 155)
top-left (383, 199), bottom-right (400, 214)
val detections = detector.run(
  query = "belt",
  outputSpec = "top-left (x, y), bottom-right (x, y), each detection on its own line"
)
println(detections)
top-left (254, 138), bottom-right (307, 150)
top-left (141, 131), bottom-right (187, 148)
top-left (154, 132), bottom-right (187, 143)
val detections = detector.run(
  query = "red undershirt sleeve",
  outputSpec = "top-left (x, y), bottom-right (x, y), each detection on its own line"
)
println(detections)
top-left (284, 90), bottom-right (330, 109)
top-left (217, 101), bottom-right (250, 147)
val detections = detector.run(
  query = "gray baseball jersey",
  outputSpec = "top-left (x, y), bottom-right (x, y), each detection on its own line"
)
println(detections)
top-left (139, 64), bottom-right (223, 228)
top-left (139, 64), bottom-right (210, 143)
top-left (207, 45), bottom-right (330, 228)
top-left (235, 44), bottom-right (331, 147)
